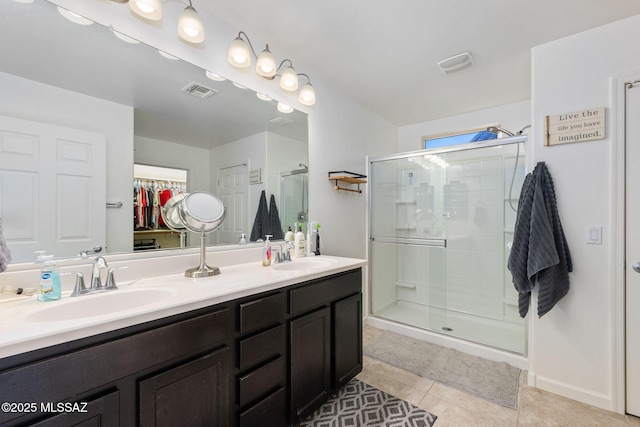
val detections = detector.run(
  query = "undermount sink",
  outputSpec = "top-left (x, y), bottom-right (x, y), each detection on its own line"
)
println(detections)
top-left (272, 257), bottom-right (337, 271)
top-left (25, 288), bottom-right (175, 322)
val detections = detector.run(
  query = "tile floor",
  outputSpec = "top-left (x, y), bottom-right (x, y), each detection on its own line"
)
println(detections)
top-left (359, 325), bottom-right (640, 426)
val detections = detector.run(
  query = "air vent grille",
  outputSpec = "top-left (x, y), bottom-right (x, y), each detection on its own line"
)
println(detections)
top-left (181, 82), bottom-right (219, 99)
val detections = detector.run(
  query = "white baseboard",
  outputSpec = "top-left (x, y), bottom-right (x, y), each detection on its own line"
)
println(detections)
top-left (530, 373), bottom-right (615, 412)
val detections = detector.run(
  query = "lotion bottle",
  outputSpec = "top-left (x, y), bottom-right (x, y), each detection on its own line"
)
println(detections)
top-left (284, 226), bottom-right (294, 243)
top-left (294, 227), bottom-right (306, 258)
top-left (38, 259), bottom-right (62, 301)
top-left (262, 235), bottom-right (273, 266)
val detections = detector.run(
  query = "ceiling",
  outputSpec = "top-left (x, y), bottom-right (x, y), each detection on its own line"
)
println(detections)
top-left (199, 0), bottom-right (640, 126)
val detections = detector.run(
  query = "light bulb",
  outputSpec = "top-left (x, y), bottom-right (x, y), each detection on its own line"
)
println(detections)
top-left (277, 102), bottom-right (294, 113)
top-left (256, 47), bottom-right (276, 78)
top-left (206, 71), bottom-right (226, 82)
top-left (178, 6), bottom-right (204, 43)
top-left (228, 36), bottom-right (251, 68)
top-left (130, 0), bottom-right (162, 21)
top-left (57, 7), bottom-right (93, 25)
top-left (280, 66), bottom-right (299, 91)
top-left (298, 83), bottom-right (316, 106)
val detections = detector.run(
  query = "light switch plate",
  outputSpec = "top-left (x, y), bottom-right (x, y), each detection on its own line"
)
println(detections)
top-left (587, 226), bottom-right (602, 244)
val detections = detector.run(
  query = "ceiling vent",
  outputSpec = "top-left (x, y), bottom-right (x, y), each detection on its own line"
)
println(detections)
top-left (269, 117), bottom-right (295, 126)
top-left (181, 82), bottom-right (219, 99)
top-left (437, 51), bottom-right (474, 74)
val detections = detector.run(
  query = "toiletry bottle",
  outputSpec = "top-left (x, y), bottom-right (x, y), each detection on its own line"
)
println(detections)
top-left (306, 223), bottom-right (312, 256)
top-left (314, 223), bottom-right (321, 256)
top-left (294, 227), bottom-right (306, 258)
top-left (262, 235), bottom-right (273, 266)
top-left (284, 226), bottom-right (294, 243)
top-left (38, 259), bottom-right (62, 301)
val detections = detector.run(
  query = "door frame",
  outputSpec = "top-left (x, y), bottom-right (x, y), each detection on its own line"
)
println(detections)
top-left (612, 71), bottom-right (640, 415)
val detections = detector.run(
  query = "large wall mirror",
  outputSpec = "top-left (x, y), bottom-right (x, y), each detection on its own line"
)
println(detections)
top-left (0, 0), bottom-right (308, 263)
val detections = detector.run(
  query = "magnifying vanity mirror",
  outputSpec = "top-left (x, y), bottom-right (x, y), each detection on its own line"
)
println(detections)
top-left (162, 192), bottom-right (226, 277)
top-left (0, 0), bottom-right (308, 264)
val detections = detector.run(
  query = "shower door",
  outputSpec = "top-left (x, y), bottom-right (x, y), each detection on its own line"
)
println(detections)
top-left (280, 169), bottom-right (308, 232)
top-left (369, 139), bottom-right (526, 354)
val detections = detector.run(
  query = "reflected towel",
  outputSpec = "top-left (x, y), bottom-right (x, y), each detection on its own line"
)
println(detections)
top-left (507, 162), bottom-right (572, 318)
top-left (250, 190), bottom-right (270, 242)
top-left (268, 194), bottom-right (284, 240)
top-left (0, 218), bottom-right (12, 272)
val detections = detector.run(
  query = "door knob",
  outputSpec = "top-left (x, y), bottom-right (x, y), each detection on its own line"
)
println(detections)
top-left (633, 262), bottom-right (640, 273)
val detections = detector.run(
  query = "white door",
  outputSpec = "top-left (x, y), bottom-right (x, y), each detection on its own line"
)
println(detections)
top-left (217, 164), bottom-right (248, 244)
top-left (626, 81), bottom-right (640, 417)
top-left (0, 115), bottom-right (106, 262)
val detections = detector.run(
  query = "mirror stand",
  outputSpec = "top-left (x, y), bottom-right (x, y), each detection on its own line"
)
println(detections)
top-left (186, 231), bottom-right (220, 278)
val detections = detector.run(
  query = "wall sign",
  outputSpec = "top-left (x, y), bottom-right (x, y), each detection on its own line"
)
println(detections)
top-left (545, 107), bottom-right (605, 146)
top-left (249, 168), bottom-right (262, 185)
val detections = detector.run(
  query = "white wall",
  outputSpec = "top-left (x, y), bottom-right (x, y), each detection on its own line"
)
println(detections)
top-left (397, 100), bottom-right (531, 153)
top-left (529, 14), bottom-right (640, 412)
top-left (0, 71), bottom-right (134, 256)
top-left (135, 135), bottom-right (211, 193)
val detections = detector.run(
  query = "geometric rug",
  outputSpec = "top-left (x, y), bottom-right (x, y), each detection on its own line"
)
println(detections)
top-left (364, 330), bottom-right (521, 409)
top-left (297, 378), bottom-right (437, 427)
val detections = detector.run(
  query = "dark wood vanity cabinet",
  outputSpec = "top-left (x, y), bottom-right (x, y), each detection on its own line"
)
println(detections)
top-left (289, 269), bottom-right (363, 424)
top-left (0, 267), bottom-right (362, 427)
top-left (0, 308), bottom-right (231, 426)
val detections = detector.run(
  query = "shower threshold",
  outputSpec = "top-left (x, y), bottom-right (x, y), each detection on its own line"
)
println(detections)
top-left (372, 300), bottom-right (525, 354)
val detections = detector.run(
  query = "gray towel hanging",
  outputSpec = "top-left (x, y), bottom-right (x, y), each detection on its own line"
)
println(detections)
top-left (508, 162), bottom-right (572, 318)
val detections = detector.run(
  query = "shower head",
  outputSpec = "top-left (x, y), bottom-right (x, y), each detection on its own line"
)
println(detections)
top-left (486, 126), bottom-right (515, 137)
top-left (487, 125), bottom-right (532, 137)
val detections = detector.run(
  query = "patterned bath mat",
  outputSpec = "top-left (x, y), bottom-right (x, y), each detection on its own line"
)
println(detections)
top-left (297, 378), bottom-right (437, 427)
top-left (364, 330), bottom-right (521, 409)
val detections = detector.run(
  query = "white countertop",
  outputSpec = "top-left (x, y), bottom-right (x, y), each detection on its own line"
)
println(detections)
top-left (0, 256), bottom-right (366, 360)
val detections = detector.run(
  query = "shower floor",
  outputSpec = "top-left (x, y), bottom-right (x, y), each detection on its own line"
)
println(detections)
top-left (373, 300), bottom-right (525, 354)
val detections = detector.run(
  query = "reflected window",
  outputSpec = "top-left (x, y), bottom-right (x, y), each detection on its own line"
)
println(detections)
top-left (423, 128), bottom-right (498, 149)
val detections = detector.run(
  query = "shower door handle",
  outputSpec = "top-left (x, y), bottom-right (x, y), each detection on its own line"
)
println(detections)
top-left (633, 262), bottom-right (640, 273)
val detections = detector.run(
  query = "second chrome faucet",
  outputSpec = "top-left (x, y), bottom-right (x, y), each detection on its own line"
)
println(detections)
top-left (71, 256), bottom-right (127, 297)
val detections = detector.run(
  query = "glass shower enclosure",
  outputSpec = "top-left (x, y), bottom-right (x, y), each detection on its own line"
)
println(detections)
top-left (369, 136), bottom-right (527, 354)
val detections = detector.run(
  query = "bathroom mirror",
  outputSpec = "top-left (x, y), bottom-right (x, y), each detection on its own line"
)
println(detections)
top-left (0, 0), bottom-right (308, 263)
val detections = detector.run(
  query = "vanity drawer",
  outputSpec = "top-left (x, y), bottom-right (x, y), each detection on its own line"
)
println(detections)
top-left (239, 387), bottom-right (286, 427)
top-left (238, 356), bottom-right (285, 408)
top-left (289, 269), bottom-right (362, 315)
top-left (238, 292), bottom-right (285, 334)
top-left (239, 325), bottom-right (285, 371)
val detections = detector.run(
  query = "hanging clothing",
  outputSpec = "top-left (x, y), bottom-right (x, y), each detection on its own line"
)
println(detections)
top-left (507, 162), bottom-right (572, 318)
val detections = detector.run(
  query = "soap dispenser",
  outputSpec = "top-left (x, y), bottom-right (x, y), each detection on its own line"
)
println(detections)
top-left (262, 235), bottom-right (273, 266)
top-left (38, 257), bottom-right (62, 301)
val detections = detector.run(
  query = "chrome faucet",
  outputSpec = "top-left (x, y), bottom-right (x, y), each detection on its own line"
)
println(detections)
top-left (273, 242), bottom-right (294, 263)
top-left (72, 256), bottom-right (126, 297)
top-left (91, 256), bottom-right (108, 290)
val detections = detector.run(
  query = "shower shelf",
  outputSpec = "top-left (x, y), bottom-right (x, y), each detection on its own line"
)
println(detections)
top-left (328, 171), bottom-right (367, 193)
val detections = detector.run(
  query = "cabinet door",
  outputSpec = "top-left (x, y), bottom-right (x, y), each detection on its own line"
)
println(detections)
top-left (333, 293), bottom-right (363, 390)
top-left (139, 347), bottom-right (230, 427)
top-left (29, 391), bottom-right (120, 427)
top-left (290, 307), bottom-right (331, 422)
